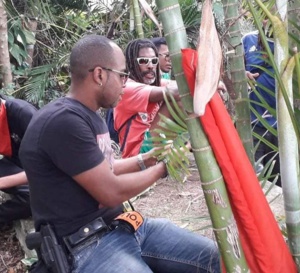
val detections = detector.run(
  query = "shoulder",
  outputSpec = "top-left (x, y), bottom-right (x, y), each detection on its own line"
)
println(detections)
top-left (124, 79), bottom-right (153, 93)
top-left (33, 98), bottom-right (101, 135)
top-left (242, 31), bottom-right (259, 43)
top-left (6, 98), bottom-right (37, 115)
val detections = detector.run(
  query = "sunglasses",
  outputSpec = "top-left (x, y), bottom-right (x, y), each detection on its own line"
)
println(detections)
top-left (136, 57), bottom-right (159, 66)
top-left (158, 53), bottom-right (171, 61)
top-left (89, 67), bottom-right (130, 85)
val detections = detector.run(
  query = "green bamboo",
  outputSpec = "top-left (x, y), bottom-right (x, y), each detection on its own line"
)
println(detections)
top-left (248, 0), bottom-right (300, 268)
top-left (0, 0), bottom-right (12, 87)
top-left (129, 4), bottom-right (135, 32)
top-left (222, 0), bottom-right (255, 167)
top-left (288, 0), bottom-right (300, 128)
top-left (155, 0), bottom-right (249, 271)
top-left (285, 0), bottom-right (300, 268)
top-left (131, 0), bottom-right (144, 38)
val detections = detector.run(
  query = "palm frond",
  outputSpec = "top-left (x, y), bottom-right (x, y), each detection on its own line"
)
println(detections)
top-left (151, 93), bottom-right (191, 183)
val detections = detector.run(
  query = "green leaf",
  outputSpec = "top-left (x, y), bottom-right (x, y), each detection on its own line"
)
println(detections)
top-left (23, 29), bottom-right (36, 45)
top-left (9, 44), bottom-right (24, 65)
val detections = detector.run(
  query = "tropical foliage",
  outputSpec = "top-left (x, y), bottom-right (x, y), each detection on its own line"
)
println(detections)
top-left (1, 0), bottom-right (300, 270)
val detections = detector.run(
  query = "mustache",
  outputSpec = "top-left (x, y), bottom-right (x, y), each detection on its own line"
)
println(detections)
top-left (141, 71), bottom-right (156, 77)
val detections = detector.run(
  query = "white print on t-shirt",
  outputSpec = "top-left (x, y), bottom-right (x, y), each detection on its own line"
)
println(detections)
top-left (249, 45), bottom-right (257, 52)
top-left (97, 132), bottom-right (115, 170)
top-left (138, 112), bottom-right (148, 123)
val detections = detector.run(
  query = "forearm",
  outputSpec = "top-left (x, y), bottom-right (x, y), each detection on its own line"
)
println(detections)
top-left (106, 162), bottom-right (167, 206)
top-left (0, 171), bottom-right (28, 189)
top-left (113, 151), bottom-right (157, 175)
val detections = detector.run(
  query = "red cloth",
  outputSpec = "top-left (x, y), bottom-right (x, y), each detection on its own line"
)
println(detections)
top-left (181, 48), bottom-right (297, 273)
top-left (0, 102), bottom-right (12, 157)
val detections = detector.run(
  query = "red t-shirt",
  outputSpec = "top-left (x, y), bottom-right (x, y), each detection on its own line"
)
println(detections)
top-left (114, 79), bottom-right (169, 158)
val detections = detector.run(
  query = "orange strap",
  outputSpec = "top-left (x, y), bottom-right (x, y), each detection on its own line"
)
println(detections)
top-left (0, 102), bottom-right (12, 157)
top-left (115, 211), bottom-right (143, 231)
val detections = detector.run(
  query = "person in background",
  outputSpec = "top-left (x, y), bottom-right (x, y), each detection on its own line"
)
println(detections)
top-left (151, 37), bottom-right (172, 79)
top-left (114, 38), bottom-right (180, 158)
top-left (19, 34), bottom-right (220, 273)
top-left (242, 21), bottom-right (281, 185)
top-left (0, 95), bottom-right (36, 229)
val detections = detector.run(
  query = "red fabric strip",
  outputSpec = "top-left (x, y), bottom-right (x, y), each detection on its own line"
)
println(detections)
top-left (181, 48), bottom-right (296, 273)
top-left (0, 101), bottom-right (12, 157)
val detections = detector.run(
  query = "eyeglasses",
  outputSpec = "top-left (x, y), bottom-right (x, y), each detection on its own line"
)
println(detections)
top-left (102, 67), bottom-right (130, 84)
top-left (89, 67), bottom-right (130, 85)
top-left (136, 57), bottom-right (159, 66)
top-left (158, 53), bottom-right (171, 61)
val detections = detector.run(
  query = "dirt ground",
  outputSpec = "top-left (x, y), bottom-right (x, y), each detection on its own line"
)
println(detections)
top-left (0, 156), bottom-right (215, 273)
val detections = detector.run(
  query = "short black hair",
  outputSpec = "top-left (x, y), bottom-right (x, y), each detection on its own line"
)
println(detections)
top-left (70, 35), bottom-right (114, 80)
top-left (150, 37), bottom-right (167, 50)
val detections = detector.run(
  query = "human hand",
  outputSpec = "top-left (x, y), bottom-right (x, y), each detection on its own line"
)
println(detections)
top-left (165, 80), bottom-right (180, 100)
top-left (246, 71), bottom-right (259, 81)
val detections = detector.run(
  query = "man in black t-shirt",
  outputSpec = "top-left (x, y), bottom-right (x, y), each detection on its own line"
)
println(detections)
top-left (0, 95), bottom-right (37, 228)
top-left (20, 35), bottom-right (220, 273)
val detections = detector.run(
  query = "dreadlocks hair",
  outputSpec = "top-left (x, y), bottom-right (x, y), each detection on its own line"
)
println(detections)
top-left (125, 38), bottom-right (161, 87)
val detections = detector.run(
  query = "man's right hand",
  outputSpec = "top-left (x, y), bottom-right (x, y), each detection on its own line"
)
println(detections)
top-left (165, 80), bottom-right (180, 100)
top-left (246, 71), bottom-right (259, 81)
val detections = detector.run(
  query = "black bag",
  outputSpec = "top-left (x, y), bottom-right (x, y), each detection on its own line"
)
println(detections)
top-left (105, 109), bottom-right (137, 152)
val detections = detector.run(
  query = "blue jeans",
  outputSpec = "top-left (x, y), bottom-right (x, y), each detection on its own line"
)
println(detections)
top-left (71, 218), bottom-right (220, 273)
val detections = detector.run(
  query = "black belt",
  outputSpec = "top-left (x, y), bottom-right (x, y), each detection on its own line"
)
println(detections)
top-left (63, 212), bottom-right (142, 253)
top-left (63, 217), bottom-right (109, 252)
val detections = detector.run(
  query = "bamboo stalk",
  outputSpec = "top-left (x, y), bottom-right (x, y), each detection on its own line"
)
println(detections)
top-left (155, 0), bottom-right (249, 271)
top-left (131, 0), bottom-right (144, 38)
top-left (222, 0), bottom-right (255, 167)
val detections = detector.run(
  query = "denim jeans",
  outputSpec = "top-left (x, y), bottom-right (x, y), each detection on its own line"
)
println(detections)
top-left (71, 218), bottom-right (220, 273)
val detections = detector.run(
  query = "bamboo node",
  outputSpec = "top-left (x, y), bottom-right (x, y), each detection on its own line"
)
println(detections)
top-left (214, 220), bottom-right (241, 259)
top-left (192, 146), bottom-right (211, 152)
top-left (165, 27), bottom-right (186, 38)
top-left (174, 71), bottom-right (185, 77)
top-left (201, 176), bottom-right (223, 186)
top-left (179, 92), bottom-right (190, 98)
top-left (158, 4), bottom-right (180, 14)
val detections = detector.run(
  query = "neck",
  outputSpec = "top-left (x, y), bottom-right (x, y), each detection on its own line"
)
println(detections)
top-left (68, 85), bottom-right (99, 112)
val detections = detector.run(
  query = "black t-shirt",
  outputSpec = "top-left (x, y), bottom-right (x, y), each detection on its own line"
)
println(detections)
top-left (5, 98), bottom-right (37, 166)
top-left (19, 97), bottom-right (123, 238)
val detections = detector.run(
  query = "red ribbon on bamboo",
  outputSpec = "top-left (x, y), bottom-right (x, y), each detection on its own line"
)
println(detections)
top-left (181, 48), bottom-right (297, 273)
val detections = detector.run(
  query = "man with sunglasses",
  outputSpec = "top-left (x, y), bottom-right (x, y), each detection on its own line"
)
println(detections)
top-left (114, 38), bottom-right (180, 158)
top-left (151, 37), bottom-right (172, 80)
top-left (20, 35), bottom-right (220, 273)
top-left (0, 95), bottom-right (36, 230)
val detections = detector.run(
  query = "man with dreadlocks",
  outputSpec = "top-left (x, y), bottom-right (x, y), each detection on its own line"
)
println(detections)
top-left (114, 38), bottom-right (180, 158)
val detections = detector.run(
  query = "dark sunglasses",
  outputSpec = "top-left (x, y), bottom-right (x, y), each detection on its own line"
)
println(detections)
top-left (136, 57), bottom-right (159, 66)
top-left (89, 67), bottom-right (130, 85)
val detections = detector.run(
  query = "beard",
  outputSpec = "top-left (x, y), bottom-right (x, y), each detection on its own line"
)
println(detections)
top-left (141, 70), bottom-right (156, 85)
